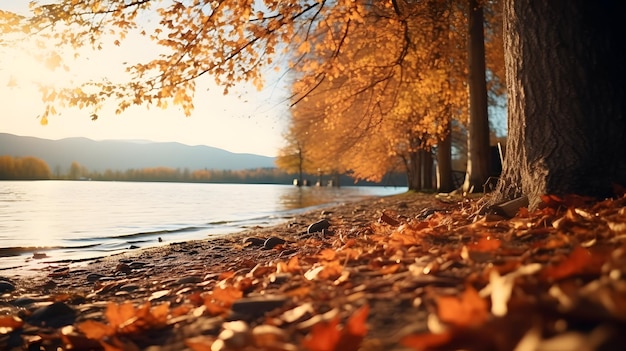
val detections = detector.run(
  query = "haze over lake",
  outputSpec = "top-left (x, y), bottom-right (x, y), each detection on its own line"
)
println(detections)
top-left (0, 181), bottom-right (406, 273)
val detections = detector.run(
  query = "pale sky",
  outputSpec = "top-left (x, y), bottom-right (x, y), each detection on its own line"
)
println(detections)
top-left (0, 2), bottom-right (290, 157)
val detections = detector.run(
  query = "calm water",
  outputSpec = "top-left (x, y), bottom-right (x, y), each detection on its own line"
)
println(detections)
top-left (0, 181), bottom-right (405, 272)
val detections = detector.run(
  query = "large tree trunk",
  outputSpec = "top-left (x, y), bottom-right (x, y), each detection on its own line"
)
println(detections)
top-left (497, 0), bottom-right (626, 209)
top-left (463, 0), bottom-right (491, 193)
top-left (437, 124), bottom-right (455, 193)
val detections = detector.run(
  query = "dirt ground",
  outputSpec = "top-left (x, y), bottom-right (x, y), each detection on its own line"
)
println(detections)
top-left (1, 192), bottom-right (626, 351)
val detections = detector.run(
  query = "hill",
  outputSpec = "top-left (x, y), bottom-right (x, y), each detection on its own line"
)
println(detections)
top-left (0, 133), bottom-right (276, 172)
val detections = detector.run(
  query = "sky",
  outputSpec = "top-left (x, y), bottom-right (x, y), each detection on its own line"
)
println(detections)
top-left (0, 2), bottom-right (290, 157)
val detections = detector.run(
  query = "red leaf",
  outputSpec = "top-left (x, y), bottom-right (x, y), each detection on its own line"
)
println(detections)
top-left (303, 306), bottom-right (370, 351)
top-left (468, 236), bottom-right (501, 252)
top-left (542, 246), bottom-right (592, 280)
top-left (302, 316), bottom-right (341, 351)
top-left (437, 286), bottom-right (488, 327)
top-left (336, 305), bottom-right (370, 351)
top-left (401, 331), bottom-right (452, 350)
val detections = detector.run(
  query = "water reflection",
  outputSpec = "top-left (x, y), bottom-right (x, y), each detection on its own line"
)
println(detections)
top-left (277, 186), bottom-right (403, 211)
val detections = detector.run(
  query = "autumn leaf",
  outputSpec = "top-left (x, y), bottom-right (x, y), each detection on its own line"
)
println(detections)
top-left (400, 331), bottom-right (452, 350)
top-left (0, 315), bottom-right (23, 332)
top-left (436, 285), bottom-right (488, 327)
top-left (336, 305), bottom-right (370, 351)
top-left (467, 236), bottom-right (501, 252)
top-left (303, 305), bottom-right (369, 351)
top-left (185, 335), bottom-right (216, 351)
top-left (541, 246), bottom-right (594, 281)
top-left (302, 316), bottom-right (341, 351)
top-left (276, 255), bottom-right (302, 274)
top-left (318, 248), bottom-right (337, 261)
top-left (78, 320), bottom-right (114, 340)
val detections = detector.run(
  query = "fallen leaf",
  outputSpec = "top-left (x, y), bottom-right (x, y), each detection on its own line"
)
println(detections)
top-left (302, 316), bottom-right (341, 351)
top-left (77, 320), bottom-right (114, 340)
top-left (468, 236), bottom-right (501, 252)
top-left (437, 285), bottom-right (488, 327)
top-left (185, 335), bottom-right (216, 351)
top-left (541, 246), bottom-right (592, 281)
top-left (0, 315), bottom-right (23, 331)
top-left (336, 305), bottom-right (369, 351)
top-left (400, 331), bottom-right (452, 350)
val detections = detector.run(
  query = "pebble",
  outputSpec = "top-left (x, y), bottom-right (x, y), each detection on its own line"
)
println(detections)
top-left (177, 275), bottom-right (203, 284)
top-left (129, 261), bottom-right (147, 269)
top-left (0, 280), bottom-right (15, 293)
top-left (86, 273), bottom-right (105, 282)
top-left (12, 297), bottom-right (36, 306)
top-left (119, 284), bottom-right (140, 292)
top-left (115, 263), bottom-right (132, 274)
top-left (263, 237), bottom-right (286, 250)
top-left (243, 237), bottom-right (266, 247)
top-left (231, 295), bottom-right (289, 317)
top-left (252, 325), bottom-right (287, 344)
top-left (218, 321), bottom-right (251, 349)
top-left (307, 219), bottom-right (331, 233)
top-left (27, 301), bottom-right (76, 328)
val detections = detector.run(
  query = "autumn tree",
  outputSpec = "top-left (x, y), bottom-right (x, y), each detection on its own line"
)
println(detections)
top-left (0, 155), bottom-right (51, 180)
top-left (275, 123), bottom-right (312, 186)
top-left (495, 0), bottom-right (626, 209)
top-left (284, 0), bottom-right (505, 192)
top-left (1, 0), bottom-right (504, 192)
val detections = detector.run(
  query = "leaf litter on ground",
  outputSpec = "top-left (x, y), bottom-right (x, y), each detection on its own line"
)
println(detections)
top-left (1, 192), bottom-right (626, 350)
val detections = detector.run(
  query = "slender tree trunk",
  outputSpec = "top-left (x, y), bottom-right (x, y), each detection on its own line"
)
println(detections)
top-left (422, 149), bottom-right (434, 190)
top-left (463, 0), bottom-right (491, 193)
top-left (404, 151), bottom-right (423, 191)
top-left (496, 0), bottom-right (626, 209)
top-left (437, 124), bottom-right (455, 192)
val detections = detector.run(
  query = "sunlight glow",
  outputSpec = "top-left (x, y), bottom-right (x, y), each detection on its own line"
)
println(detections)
top-left (0, 1), bottom-right (289, 157)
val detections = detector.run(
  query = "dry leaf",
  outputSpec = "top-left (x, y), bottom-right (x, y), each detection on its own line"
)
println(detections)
top-left (401, 331), bottom-right (452, 350)
top-left (185, 336), bottom-right (216, 351)
top-left (468, 236), bottom-right (501, 252)
top-left (437, 285), bottom-right (488, 327)
top-left (541, 246), bottom-right (592, 281)
top-left (302, 316), bottom-right (341, 351)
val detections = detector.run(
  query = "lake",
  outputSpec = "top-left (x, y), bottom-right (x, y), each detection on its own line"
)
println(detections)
top-left (0, 181), bottom-right (405, 273)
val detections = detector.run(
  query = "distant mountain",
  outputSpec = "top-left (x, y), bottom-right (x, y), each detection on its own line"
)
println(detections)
top-left (0, 133), bottom-right (276, 172)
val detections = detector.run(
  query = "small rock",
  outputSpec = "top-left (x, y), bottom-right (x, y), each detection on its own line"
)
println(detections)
top-left (263, 237), bottom-right (286, 250)
top-left (218, 321), bottom-right (251, 349)
top-left (12, 297), bottom-right (36, 306)
top-left (128, 245), bottom-right (140, 249)
top-left (231, 295), bottom-right (289, 317)
top-left (27, 301), bottom-right (76, 328)
top-left (129, 261), bottom-right (147, 269)
top-left (115, 263), bottom-right (132, 274)
top-left (177, 275), bottom-right (203, 284)
top-left (243, 237), bottom-right (266, 247)
top-left (0, 280), bottom-right (15, 293)
top-left (307, 219), bottom-right (331, 233)
top-left (119, 284), bottom-right (140, 292)
top-left (86, 273), bottom-right (105, 282)
top-left (252, 325), bottom-right (287, 345)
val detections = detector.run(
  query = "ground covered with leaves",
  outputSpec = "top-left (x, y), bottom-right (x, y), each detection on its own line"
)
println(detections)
top-left (1, 192), bottom-right (626, 351)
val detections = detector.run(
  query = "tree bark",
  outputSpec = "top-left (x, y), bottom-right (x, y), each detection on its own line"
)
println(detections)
top-left (437, 124), bottom-right (455, 193)
top-left (422, 149), bottom-right (434, 190)
top-left (497, 0), bottom-right (626, 209)
top-left (463, 0), bottom-right (491, 193)
top-left (404, 151), bottom-right (422, 191)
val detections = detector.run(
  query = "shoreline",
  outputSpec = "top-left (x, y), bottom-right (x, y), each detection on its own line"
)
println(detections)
top-left (2, 192), bottom-right (421, 280)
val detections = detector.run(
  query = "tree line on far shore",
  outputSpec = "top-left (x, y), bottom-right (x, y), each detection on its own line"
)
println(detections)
top-left (0, 155), bottom-right (405, 186)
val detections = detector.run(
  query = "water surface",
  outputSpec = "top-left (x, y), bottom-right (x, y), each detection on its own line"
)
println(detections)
top-left (0, 181), bottom-right (405, 272)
